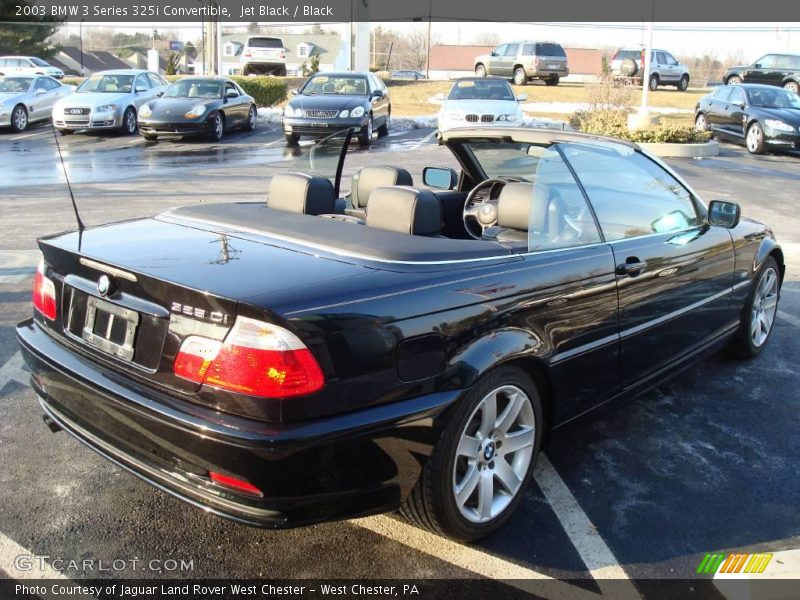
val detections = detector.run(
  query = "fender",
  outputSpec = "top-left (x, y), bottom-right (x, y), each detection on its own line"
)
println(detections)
top-left (444, 326), bottom-right (546, 389)
top-left (755, 236), bottom-right (785, 282)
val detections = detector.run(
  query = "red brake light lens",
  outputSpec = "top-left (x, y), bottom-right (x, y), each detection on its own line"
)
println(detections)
top-left (209, 471), bottom-right (263, 497)
top-left (32, 261), bottom-right (57, 320)
top-left (174, 317), bottom-right (325, 399)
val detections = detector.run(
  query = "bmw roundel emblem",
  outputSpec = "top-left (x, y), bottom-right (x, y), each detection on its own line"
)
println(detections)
top-left (97, 275), bottom-right (113, 297)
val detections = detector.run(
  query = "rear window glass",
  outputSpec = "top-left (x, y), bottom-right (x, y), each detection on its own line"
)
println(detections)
top-left (614, 50), bottom-right (641, 61)
top-left (536, 43), bottom-right (566, 57)
top-left (247, 38), bottom-right (283, 49)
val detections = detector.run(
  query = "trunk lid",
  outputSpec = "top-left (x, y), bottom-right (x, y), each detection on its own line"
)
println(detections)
top-left (37, 216), bottom-right (367, 420)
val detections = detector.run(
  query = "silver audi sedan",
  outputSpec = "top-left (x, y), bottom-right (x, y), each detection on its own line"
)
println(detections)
top-left (52, 69), bottom-right (169, 135)
top-left (0, 75), bottom-right (74, 132)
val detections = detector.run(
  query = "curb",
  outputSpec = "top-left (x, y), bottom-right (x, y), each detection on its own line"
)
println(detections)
top-left (639, 140), bottom-right (719, 158)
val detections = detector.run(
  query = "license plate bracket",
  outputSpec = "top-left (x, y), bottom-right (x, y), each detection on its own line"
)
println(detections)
top-left (81, 296), bottom-right (139, 361)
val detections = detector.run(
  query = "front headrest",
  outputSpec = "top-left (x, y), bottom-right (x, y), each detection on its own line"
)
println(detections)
top-left (267, 172), bottom-right (335, 216)
top-left (354, 166), bottom-right (413, 209)
top-left (497, 183), bottom-right (550, 233)
top-left (366, 187), bottom-right (442, 236)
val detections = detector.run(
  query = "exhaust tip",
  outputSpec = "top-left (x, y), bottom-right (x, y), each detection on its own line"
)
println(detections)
top-left (42, 414), bottom-right (62, 433)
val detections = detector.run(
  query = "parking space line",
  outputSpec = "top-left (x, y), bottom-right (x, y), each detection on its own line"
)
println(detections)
top-left (355, 455), bottom-right (641, 600)
top-left (777, 310), bottom-right (800, 328)
top-left (8, 131), bottom-right (50, 141)
top-left (410, 130), bottom-right (437, 150)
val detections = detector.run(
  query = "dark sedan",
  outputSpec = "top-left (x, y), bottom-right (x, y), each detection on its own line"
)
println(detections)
top-left (282, 72), bottom-right (390, 146)
top-left (18, 128), bottom-right (783, 541)
top-left (695, 84), bottom-right (800, 154)
top-left (137, 77), bottom-right (256, 142)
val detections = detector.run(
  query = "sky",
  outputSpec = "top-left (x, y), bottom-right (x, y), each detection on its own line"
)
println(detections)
top-left (60, 21), bottom-right (800, 60)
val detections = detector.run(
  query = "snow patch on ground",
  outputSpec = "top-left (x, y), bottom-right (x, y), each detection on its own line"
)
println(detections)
top-left (392, 115), bottom-right (439, 130)
top-left (258, 106), bottom-right (284, 124)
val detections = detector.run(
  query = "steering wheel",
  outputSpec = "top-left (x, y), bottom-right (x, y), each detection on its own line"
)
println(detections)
top-left (462, 178), bottom-right (509, 239)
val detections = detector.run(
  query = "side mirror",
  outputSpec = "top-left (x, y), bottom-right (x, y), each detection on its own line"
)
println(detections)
top-left (516, 93), bottom-right (527, 102)
top-left (423, 166), bottom-right (458, 190)
top-left (156, 91), bottom-right (164, 97)
top-left (371, 89), bottom-right (383, 98)
top-left (226, 89), bottom-right (238, 98)
top-left (753, 63), bottom-right (762, 69)
top-left (708, 200), bottom-right (741, 229)
top-left (35, 88), bottom-right (46, 96)
top-left (290, 88), bottom-right (299, 96)
top-left (135, 86), bottom-right (147, 94)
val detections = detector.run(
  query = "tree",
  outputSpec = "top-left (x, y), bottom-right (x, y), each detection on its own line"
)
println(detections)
top-left (0, 0), bottom-right (63, 57)
top-left (166, 52), bottom-right (181, 75)
top-left (472, 32), bottom-right (500, 47)
top-left (248, 22), bottom-right (260, 34)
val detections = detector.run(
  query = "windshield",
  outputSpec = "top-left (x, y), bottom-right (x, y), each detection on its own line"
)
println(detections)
top-left (0, 77), bottom-right (33, 93)
top-left (302, 75), bottom-right (368, 96)
top-left (746, 87), bottom-right (800, 109)
top-left (31, 57), bottom-right (49, 67)
top-left (164, 79), bottom-right (223, 99)
top-left (78, 74), bottom-right (134, 94)
top-left (448, 80), bottom-right (515, 101)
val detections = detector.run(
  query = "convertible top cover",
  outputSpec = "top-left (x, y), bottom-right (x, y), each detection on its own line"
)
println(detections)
top-left (164, 203), bottom-right (515, 263)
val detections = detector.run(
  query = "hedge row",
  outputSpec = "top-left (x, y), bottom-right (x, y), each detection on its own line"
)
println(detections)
top-left (60, 75), bottom-right (287, 108)
top-left (570, 109), bottom-right (711, 144)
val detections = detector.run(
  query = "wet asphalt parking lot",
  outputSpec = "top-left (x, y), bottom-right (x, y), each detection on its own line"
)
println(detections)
top-left (0, 120), bottom-right (799, 599)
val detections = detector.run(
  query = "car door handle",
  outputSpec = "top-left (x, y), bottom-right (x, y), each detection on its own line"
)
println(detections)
top-left (617, 258), bottom-right (647, 277)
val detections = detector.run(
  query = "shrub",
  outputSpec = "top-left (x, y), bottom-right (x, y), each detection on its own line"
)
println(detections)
top-left (374, 71), bottom-right (392, 83)
top-left (571, 108), bottom-right (711, 144)
top-left (60, 75), bottom-right (286, 107)
top-left (626, 125), bottom-right (711, 144)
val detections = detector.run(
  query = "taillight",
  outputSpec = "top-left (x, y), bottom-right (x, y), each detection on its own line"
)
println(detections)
top-left (244, 50), bottom-right (251, 58)
top-left (209, 471), bottom-right (263, 497)
top-left (32, 260), bottom-right (57, 320)
top-left (174, 316), bottom-right (325, 398)
top-left (280, 50), bottom-right (286, 59)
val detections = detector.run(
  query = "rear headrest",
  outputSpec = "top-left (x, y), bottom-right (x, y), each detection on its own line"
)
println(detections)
top-left (366, 187), bottom-right (442, 236)
top-left (354, 166), bottom-right (413, 209)
top-left (267, 172), bottom-right (335, 216)
top-left (497, 183), bottom-right (550, 233)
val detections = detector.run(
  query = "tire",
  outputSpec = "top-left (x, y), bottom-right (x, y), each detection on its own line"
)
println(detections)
top-left (276, 66), bottom-right (287, 77)
top-left (545, 76), bottom-right (559, 86)
top-left (730, 256), bottom-right (780, 358)
top-left (678, 74), bottom-right (689, 91)
top-left (121, 107), bottom-right (137, 135)
top-left (648, 74), bottom-right (659, 91)
top-left (513, 67), bottom-right (527, 86)
top-left (783, 80), bottom-right (799, 95)
top-left (727, 75), bottom-right (743, 86)
top-left (358, 115), bottom-right (373, 147)
top-left (746, 121), bottom-right (765, 154)
top-left (694, 112), bottom-right (708, 133)
top-left (209, 112), bottom-right (224, 142)
top-left (377, 111), bottom-right (390, 137)
top-left (399, 365), bottom-right (542, 542)
top-left (245, 105), bottom-right (257, 131)
top-left (57, 128), bottom-right (73, 136)
top-left (10, 104), bottom-right (28, 132)
top-left (284, 132), bottom-right (300, 145)
top-left (143, 134), bottom-right (158, 142)
top-left (475, 64), bottom-right (486, 78)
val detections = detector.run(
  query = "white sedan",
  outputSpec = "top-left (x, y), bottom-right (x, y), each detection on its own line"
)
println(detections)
top-left (0, 76), bottom-right (74, 132)
top-left (437, 78), bottom-right (527, 132)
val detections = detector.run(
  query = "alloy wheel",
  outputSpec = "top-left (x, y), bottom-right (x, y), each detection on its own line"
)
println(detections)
top-left (452, 385), bottom-right (535, 524)
top-left (747, 124), bottom-right (762, 153)
top-left (12, 106), bottom-right (27, 131)
top-left (214, 115), bottom-right (223, 139)
top-left (784, 81), bottom-right (799, 95)
top-left (695, 113), bottom-right (707, 132)
top-left (249, 107), bottom-right (257, 129)
top-left (125, 109), bottom-right (137, 134)
top-left (750, 267), bottom-right (779, 347)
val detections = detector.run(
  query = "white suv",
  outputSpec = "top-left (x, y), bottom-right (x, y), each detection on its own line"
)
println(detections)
top-left (610, 48), bottom-right (690, 91)
top-left (240, 37), bottom-right (286, 76)
top-left (0, 56), bottom-right (64, 79)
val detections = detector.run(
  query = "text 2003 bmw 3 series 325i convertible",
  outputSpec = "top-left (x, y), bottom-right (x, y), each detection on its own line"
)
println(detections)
top-left (18, 128), bottom-right (784, 541)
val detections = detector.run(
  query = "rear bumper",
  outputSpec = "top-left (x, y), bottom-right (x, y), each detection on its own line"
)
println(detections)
top-left (17, 318), bottom-right (460, 528)
top-left (526, 67), bottom-right (569, 78)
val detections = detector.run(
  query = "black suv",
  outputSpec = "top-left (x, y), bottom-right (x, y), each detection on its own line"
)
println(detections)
top-left (723, 53), bottom-right (800, 94)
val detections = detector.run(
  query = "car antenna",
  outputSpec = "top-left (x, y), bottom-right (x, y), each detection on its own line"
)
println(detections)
top-left (50, 123), bottom-right (85, 234)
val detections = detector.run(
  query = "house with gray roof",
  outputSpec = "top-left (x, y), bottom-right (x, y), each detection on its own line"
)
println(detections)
top-left (221, 33), bottom-right (347, 76)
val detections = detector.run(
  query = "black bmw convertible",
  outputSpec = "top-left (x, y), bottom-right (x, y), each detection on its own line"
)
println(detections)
top-left (18, 128), bottom-right (784, 541)
top-left (137, 77), bottom-right (257, 142)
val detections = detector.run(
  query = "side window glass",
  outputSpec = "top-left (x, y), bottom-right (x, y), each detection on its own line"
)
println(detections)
top-left (715, 87), bottom-right (733, 102)
top-left (656, 52), bottom-right (666, 64)
top-left (560, 144), bottom-right (701, 241)
top-left (135, 75), bottom-right (150, 91)
top-left (225, 82), bottom-right (238, 96)
top-left (526, 147), bottom-right (602, 252)
top-left (522, 44), bottom-right (535, 56)
top-left (494, 45), bottom-right (507, 57)
top-left (729, 87), bottom-right (745, 104)
top-left (506, 44), bottom-right (519, 57)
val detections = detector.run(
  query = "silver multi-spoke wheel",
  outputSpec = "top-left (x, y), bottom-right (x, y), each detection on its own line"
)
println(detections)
top-left (695, 113), bottom-right (707, 132)
top-left (750, 267), bottom-right (778, 348)
top-left (746, 124), bottom-right (762, 153)
top-left (248, 106), bottom-right (257, 130)
top-left (12, 105), bottom-right (27, 131)
top-left (124, 109), bottom-right (136, 134)
top-left (452, 385), bottom-right (535, 524)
